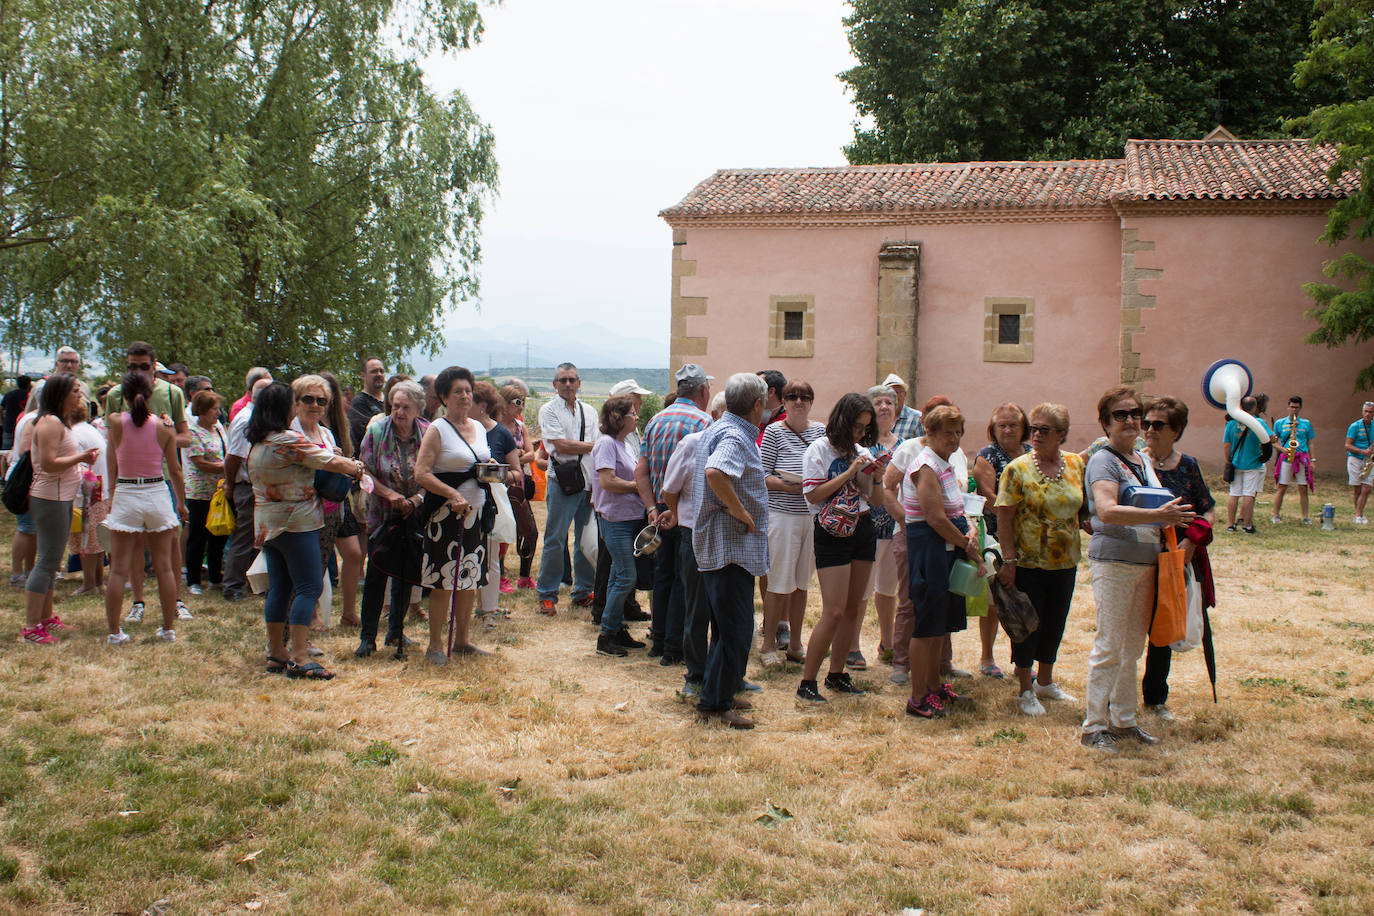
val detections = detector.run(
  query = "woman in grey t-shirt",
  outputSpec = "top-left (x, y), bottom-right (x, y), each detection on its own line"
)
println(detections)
top-left (1081, 387), bottom-right (1194, 754)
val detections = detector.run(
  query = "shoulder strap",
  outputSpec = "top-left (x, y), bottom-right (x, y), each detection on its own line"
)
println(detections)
top-left (577, 401), bottom-right (586, 440)
top-left (443, 416), bottom-right (481, 463)
top-left (1103, 445), bottom-right (1149, 486)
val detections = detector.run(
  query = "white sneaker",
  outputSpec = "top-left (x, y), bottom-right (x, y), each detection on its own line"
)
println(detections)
top-left (107, 631), bottom-right (131, 646)
top-left (1018, 689), bottom-right (1046, 716)
top-left (125, 601), bottom-right (145, 623)
top-left (176, 600), bottom-right (193, 620)
top-left (1034, 681), bottom-right (1076, 702)
top-left (156, 627), bottom-right (176, 642)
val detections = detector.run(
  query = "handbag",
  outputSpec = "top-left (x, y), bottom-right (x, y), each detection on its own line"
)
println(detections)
top-left (1150, 526), bottom-right (1188, 647)
top-left (552, 402), bottom-right (588, 496)
top-left (206, 486), bottom-right (235, 536)
top-left (1223, 427), bottom-right (1248, 483)
top-left (817, 481), bottom-right (863, 537)
top-left (2, 451), bottom-right (33, 515)
top-left (313, 468), bottom-right (355, 503)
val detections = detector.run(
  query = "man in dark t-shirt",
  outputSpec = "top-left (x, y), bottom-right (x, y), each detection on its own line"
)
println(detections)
top-left (347, 356), bottom-right (387, 450)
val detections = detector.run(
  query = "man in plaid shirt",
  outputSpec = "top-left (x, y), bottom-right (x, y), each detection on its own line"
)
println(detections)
top-left (691, 372), bottom-right (770, 729)
top-left (635, 364), bottom-right (712, 660)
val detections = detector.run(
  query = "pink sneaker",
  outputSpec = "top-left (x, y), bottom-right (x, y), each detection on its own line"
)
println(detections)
top-left (517, 577), bottom-right (536, 590)
top-left (41, 614), bottom-right (72, 631)
top-left (22, 625), bottom-right (56, 645)
top-left (499, 577), bottom-right (515, 594)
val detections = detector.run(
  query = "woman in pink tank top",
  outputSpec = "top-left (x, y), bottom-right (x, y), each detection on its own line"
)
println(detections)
top-left (21, 374), bottom-right (99, 645)
top-left (103, 372), bottom-right (187, 646)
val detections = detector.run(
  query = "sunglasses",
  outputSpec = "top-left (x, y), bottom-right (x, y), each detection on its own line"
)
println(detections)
top-left (1110, 408), bottom-right (1143, 422)
top-left (784, 395), bottom-right (813, 402)
top-left (128, 362), bottom-right (154, 372)
top-left (298, 395), bottom-right (330, 407)
top-left (1142, 419), bottom-right (1170, 432)
top-left (555, 378), bottom-right (578, 385)
top-left (1028, 424), bottom-right (1058, 437)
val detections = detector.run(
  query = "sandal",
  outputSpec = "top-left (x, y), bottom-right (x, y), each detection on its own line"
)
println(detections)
top-left (266, 656), bottom-right (289, 674)
top-left (286, 661), bottom-right (335, 680)
top-left (979, 661), bottom-right (1005, 679)
top-left (785, 651), bottom-right (805, 665)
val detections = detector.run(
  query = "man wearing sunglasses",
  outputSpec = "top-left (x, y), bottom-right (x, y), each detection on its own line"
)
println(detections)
top-left (1222, 395), bottom-right (1272, 533)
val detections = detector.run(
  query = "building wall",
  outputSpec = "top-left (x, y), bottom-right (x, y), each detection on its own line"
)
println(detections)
top-left (673, 218), bottom-right (1124, 455)
top-left (1127, 209), bottom-right (1374, 465)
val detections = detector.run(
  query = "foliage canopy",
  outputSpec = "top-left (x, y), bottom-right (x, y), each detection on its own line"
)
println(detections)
top-left (0, 0), bottom-right (496, 383)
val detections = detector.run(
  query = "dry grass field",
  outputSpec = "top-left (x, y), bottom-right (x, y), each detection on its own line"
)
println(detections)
top-left (1, 474), bottom-right (1372, 915)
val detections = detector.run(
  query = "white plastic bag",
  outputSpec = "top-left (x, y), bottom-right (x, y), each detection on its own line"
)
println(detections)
top-left (247, 550), bottom-right (269, 594)
top-left (316, 569), bottom-right (333, 628)
top-left (1170, 567), bottom-right (1203, 652)
top-left (580, 514), bottom-right (598, 566)
top-left (490, 483), bottom-right (516, 545)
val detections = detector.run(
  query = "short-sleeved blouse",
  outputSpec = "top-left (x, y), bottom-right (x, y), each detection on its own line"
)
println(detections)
top-left (903, 447), bottom-right (964, 522)
top-left (248, 430), bottom-right (337, 543)
top-left (761, 420), bottom-right (825, 514)
top-left (186, 422), bottom-right (227, 501)
top-left (993, 451), bottom-right (1085, 570)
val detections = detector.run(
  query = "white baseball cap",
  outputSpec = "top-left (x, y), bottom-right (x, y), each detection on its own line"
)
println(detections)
top-left (610, 379), bottom-right (652, 396)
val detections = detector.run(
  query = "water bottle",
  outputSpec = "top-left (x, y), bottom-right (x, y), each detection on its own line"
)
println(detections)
top-left (1322, 503), bottom-right (1335, 530)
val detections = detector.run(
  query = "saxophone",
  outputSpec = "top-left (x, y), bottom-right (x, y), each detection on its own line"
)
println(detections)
top-left (1362, 450), bottom-right (1374, 480)
top-left (1285, 415), bottom-right (1299, 464)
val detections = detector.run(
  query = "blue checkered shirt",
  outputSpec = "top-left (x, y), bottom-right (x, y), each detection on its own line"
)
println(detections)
top-left (894, 405), bottom-right (925, 440)
top-left (691, 412), bottom-right (770, 575)
top-left (642, 401), bottom-right (711, 501)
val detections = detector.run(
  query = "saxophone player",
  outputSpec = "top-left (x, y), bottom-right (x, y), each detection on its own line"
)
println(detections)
top-left (1272, 396), bottom-right (1315, 524)
top-left (1344, 400), bottom-right (1374, 525)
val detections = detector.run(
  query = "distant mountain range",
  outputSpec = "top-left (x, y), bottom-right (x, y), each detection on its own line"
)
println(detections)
top-left (412, 322), bottom-right (667, 377)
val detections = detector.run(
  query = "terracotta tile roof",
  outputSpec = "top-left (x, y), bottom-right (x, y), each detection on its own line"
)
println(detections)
top-left (660, 139), bottom-right (1356, 220)
top-left (660, 161), bottom-right (1127, 219)
top-left (1123, 139), bottom-right (1355, 200)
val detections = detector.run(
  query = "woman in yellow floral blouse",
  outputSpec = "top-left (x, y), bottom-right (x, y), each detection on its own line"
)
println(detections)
top-left (993, 403), bottom-right (1085, 716)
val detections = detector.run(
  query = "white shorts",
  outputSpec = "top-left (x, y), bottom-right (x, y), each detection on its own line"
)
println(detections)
top-left (863, 537), bottom-right (898, 598)
top-left (766, 509), bottom-right (815, 594)
top-left (107, 481), bottom-right (179, 533)
top-left (1278, 461), bottom-right (1300, 486)
top-left (1348, 456), bottom-right (1374, 487)
top-left (1228, 468), bottom-right (1264, 498)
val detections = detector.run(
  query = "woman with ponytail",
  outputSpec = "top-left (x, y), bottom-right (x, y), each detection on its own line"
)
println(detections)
top-left (104, 371), bottom-right (187, 645)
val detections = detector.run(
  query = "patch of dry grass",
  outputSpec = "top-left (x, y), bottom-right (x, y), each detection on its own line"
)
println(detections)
top-left (1, 477), bottom-right (1373, 915)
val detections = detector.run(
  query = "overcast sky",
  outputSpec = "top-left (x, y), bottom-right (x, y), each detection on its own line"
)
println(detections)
top-left (424, 0), bottom-right (860, 357)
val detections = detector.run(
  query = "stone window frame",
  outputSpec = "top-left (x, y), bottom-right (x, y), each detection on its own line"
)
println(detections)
top-left (769, 295), bottom-right (815, 358)
top-left (983, 297), bottom-right (1034, 363)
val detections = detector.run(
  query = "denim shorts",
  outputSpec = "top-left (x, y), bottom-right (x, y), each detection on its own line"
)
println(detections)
top-left (16, 512), bottom-right (35, 535)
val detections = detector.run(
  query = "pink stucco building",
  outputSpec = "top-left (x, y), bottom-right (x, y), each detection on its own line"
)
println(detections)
top-left (660, 134), bottom-right (1374, 463)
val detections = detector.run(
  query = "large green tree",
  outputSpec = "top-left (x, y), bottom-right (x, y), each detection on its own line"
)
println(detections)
top-left (0, 0), bottom-right (495, 383)
top-left (1291, 0), bottom-right (1374, 390)
top-left (842, 0), bottom-right (1343, 164)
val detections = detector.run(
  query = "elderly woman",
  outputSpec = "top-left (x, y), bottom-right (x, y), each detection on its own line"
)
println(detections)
top-left (414, 366), bottom-right (493, 665)
top-left (355, 379), bottom-right (430, 657)
top-left (1082, 387), bottom-right (1195, 751)
top-left (499, 382), bottom-right (538, 590)
top-left (971, 403), bottom-right (1030, 678)
top-left (1141, 395), bottom-right (1216, 722)
top-left (796, 393), bottom-right (877, 704)
top-left (851, 383), bottom-right (902, 670)
top-left (248, 382), bottom-right (363, 678)
top-left (590, 395), bottom-right (651, 656)
top-left (902, 404), bottom-right (982, 718)
top-left (758, 378), bottom-right (825, 667)
top-left (320, 370), bottom-right (364, 627)
top-left (21, 374), bottom-right (100, 644)
top-left (185, 389), bottom-right (228, 595)
top-left (993, 403), bottom-right (1084, 716)
top-left (472, 381), bottom-right (521, 623)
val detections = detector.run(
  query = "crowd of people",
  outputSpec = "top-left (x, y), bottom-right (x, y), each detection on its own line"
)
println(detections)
top-left (3, 343), bottom-right (1370, 746)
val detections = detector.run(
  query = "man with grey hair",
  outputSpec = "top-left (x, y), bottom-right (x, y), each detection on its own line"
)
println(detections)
top-left (230, 367), bottom-right (272, 421)
top-left (419, 374), bottom-right (439, 420)
top-left (536, 361), bottom-right (599, 613)
top-left (691, 371), bottom-right (769, 729)
top-left (884, 372), bottom-right (924, 439)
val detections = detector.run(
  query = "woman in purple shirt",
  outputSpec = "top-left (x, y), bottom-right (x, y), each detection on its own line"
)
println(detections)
top-left (590, 395), bottom-right (653, 658)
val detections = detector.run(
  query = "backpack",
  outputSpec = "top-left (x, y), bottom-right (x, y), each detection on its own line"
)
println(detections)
top-left (2, 451), bottom-right (33, 515)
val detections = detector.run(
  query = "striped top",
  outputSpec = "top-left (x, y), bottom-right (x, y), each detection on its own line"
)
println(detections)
top-left (760, 419), bottom-right (825, 514)
top-left (903, 446), bottom-right (964, 523)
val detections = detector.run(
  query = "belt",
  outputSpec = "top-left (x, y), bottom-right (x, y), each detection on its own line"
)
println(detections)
top-left (117, 476), bottom-right (164, 485)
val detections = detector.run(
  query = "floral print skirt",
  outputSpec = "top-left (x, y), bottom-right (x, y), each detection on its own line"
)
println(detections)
top-left (421, 502), bottom-right (487, 592)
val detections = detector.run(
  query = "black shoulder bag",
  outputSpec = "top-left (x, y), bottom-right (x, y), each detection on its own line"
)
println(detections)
top-left (1223, 428), bottom-right (1247, 484)
top-left (552, 402), bottom-right (588, 496)
top-left (2, 451), bottom-right (34, 515)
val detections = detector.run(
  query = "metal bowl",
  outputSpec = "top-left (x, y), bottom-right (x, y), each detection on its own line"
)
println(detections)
top-left (476, 462), bottom-right (508, 483)
top-left (633, 524), bottom-right (662, 557)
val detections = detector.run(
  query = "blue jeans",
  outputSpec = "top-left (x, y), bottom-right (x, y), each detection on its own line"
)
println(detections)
top-left (263, 528), bottom-right (324, 627)
top-left (699, 564), bottom-right (756, 713)
top-left (598, 516), bottom-right (640, 635)
top-left (679, 528), bottom-right (711, 685)
top-left (651, 523), bottom-right (684, 656)
top-left (537, 484), bottom-right (594, 602)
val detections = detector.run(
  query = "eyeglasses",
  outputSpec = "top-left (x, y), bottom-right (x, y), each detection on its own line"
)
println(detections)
top-left (299, 395), bottom-right (330, 407)
top-left (1028, 424), bottom-right (1058, 437)
top-left (128, 362), bottom-right (154, 373)
top-left (510, 398), bottom-right (525, 405)
top-left (784, 395), bottom-right (813, 402)
top-left (555, 378), bottom-right (578, 385)
top-left (1142, 420), bottom-right (1170, 432)
top-left (1110, 408), bottom-right (1143, 422)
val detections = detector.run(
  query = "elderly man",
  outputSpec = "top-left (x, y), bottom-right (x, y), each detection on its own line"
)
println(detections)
top-left (1345, 400), bottom-right (1374, 524)
top-left (886, 372), bottom-right (924, 439)
top-left (633, 365), bottom-right (712, 662)
top-left (221, 374), bottom-right (274, 600)
top-left (691, 372), bottom-right (770, 729)
top-left (230, 367), bottom-right (272, 420)
top-left (536, 362), bottom-right (600, 614)
top-left (420, 374), bottom-right (440, 420)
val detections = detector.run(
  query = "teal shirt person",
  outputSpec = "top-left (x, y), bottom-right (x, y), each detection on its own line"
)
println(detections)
top-left (1346, 418), bottom-right (1373, 459)
top-left (1273, 416), bottom-right (1314, 454)
top-left (1224, 417), bottom-right (1273, 470)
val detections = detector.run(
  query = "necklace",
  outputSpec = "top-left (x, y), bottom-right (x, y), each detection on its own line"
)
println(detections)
top-left (1032, 451), bottom-right (1062, 481)
top-left (1150, 449), bottom-right (1174, 469)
